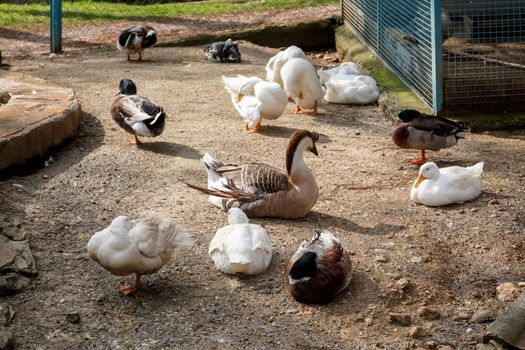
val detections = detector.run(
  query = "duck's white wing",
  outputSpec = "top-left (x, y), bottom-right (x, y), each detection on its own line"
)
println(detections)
top-left (119, 95), bottom-right (163, 125)
top-left (129, 218), bottom-right (162, 258)
top-left (250, 225), bottom-right (272, 253)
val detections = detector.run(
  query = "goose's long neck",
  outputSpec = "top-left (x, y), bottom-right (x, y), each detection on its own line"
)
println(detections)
top-left (286, 138), bottom-right (313, 184)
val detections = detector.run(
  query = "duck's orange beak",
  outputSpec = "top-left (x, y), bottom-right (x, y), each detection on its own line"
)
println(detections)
top-left (236, 94), bottom-right (244, 103)
top-left (413, 174), bottom-right (425, 187)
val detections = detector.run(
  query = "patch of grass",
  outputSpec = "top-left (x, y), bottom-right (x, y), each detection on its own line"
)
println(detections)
top-left (0, 0), bottom-right (337, 26)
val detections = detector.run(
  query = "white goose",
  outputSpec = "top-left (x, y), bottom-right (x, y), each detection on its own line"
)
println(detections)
top-left (410, 162), bottom-right (484, 206)
top-left (184, 129), bottom-right (320, 218)
top-left (209, 208), bottom-right (272, 275)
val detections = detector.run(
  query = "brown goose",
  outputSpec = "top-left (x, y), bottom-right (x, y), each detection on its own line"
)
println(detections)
top-left (284, 230), bottom-right (352, 304)
top-left (184, 129), bottom-right (320, 219)
top-left (392, 109), bottom-right (470, 164)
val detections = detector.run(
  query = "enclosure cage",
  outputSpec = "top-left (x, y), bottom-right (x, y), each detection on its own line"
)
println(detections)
top-left (341, 0), bottom-right (525, 114)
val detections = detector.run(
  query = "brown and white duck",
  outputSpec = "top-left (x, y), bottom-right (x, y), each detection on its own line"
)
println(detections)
top-left (117, 25), bottom-right (157, 61)
top-left (184, 129), bottom-right (320, 219)
top-left (284, 230), bottom-right (352, 304)
top-left (110, 79), bottom-right (167, 145)
top-left (392, 109), bottom-right (470, 164)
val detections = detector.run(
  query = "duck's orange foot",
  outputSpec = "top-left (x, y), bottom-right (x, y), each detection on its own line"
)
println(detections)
top-left (291, 106), bottom-right (304, 114)
top-left (118, 284), bottom-right (139, 295)
top-left (410, 157), bottom-right (427, 165)
top-left (243, 122), bottom-right (264, 133)
top-left (130, 135), bottom-right (143, 145)
top-left (305, 109), bottom-right (317, 116)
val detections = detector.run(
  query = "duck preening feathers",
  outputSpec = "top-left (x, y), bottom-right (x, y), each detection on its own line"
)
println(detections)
top-left (392, 109), bottom-right (470, 164)
top-left (204, 38), bottom-right (241, 63)
top-left (183, 129), bottom-right (320, 219)
top-left (87, 216), bottom-right (194, 295)
top-left (117, 25), bottom-right (157, 61)
top-left (284, 230), bottom-right (352, 304)
top-left (110, 79), bottom-right (168, 145)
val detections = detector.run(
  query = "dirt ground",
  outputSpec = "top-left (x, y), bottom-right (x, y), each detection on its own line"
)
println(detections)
top-left (1, 43), bottom-right (525, 350)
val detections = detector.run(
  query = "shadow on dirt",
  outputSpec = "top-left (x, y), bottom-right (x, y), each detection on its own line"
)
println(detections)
top-left (138, 141), bottom-right (202, 159)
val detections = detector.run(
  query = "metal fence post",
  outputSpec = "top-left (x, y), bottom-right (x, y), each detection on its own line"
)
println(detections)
top-left (50, 0), bottom-right (62, 53)
top-left (431, 0), bottom-right (443, 114)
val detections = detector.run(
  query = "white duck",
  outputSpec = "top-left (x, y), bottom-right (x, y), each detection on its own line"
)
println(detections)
top-left (221, 74), bottom-right (262, 99)
top-left (265, 45), bottom-right (306, 87)
top-left (87, 216), bottom-right (194, 295)
top-left (323, 75), bottom-right (380, 105)
top-left (281, 58), bottom-right (324, 116)
top-left (410, 162), bottom-right (484, 206)
top-left (223, 76), bottom-right (288, 133)
top-left (317, 62), bottom-right (361, 86)
top-left (209, 208), bottom-right (272, 275)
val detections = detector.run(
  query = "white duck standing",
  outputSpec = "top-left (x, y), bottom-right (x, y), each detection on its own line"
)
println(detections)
top-left (281, 58), bottom-right (324, 116)
top-left (209, 208), bottom-right (272, 275)
top-left (410, 162), bottom-right (484, 206)
top-left (223, 75), bottom-right (288, 132)
top-left (87, 216), bottom-right (194, 295)
top-left (265, 45), bottom-right (306, 87)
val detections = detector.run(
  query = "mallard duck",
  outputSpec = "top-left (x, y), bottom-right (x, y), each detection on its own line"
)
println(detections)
top-left (87, 216), bottom-right (194, 295)
top-left (209, 208), bottom-right (272, 275)
top-left (324, 75), bottom-right (379, 105)
top-left (110, 79), bottom-right (168, 145)
top-left (392, 109), bottom-right (470, 164)
top-left (204, 38), bottom-right (241, 63)
top-left (184, 129), bottom-right (320, 218)
top-left (317, 61), bottom-right (361, 86)
top-left (223, 76), bottom-right (288, 133)
top-left (410, 161), bottom-right (484, 206)
top-left (281, 58), bottom-right (324, 116)
top-left (265, 45), bottom-right (306, 87)
top-left (117, 25), bottom-right (157, 61)
top-left (284, 230), bottom-right (352, 304)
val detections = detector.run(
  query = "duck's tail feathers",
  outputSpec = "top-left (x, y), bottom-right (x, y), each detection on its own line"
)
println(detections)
top-left (202, 153), bottom-right (223, 171)
top-left (468, 162), bottom-right (484, 176)
top-left (455, 123), bottom-right (471, 139)
top-left (160, 219), bottom-right (195, 248)
top-left (183, 179), bottom-right (256, 202)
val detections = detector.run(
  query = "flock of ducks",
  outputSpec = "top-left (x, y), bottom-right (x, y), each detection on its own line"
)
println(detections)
top-left (89, 26), bottom-right (485, 304)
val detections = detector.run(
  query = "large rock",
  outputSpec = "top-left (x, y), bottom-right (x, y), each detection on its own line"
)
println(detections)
top-left (484, 291), bottom-right (525, 349)
top-left (0, 234), bottom-right (36, 295)
top-left (0, 70), bottom-right (81, 170)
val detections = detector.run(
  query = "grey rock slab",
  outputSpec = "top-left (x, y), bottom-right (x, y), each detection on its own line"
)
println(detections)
top-left (0, 236), bottom-right (36, 276)
top-left (484, 291), bottom-right (525, 349)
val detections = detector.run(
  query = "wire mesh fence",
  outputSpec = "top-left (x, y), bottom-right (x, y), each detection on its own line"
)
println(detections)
top-left (342, 0), bottom-right (525, 113)
top-left (0, 0), bottom-right (338, 59)
top-left (442, 0), bottom-right (525, 111)
top-left (342, 0), bottom-right (436, 109)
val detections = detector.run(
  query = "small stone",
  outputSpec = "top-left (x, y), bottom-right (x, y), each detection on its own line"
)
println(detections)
top-left (396, 277), bottom-right (412, 292)
top-left (466, 327), bottom-right (475, 334)
top-left (389, 313), bottom-right (412, 326)
top-left (0, 303), bottom-right (15, 326)
top-left (437, 346), bottom-right (454, 350)
top-left (355, 132), bottom-right (361, 136)
top-left (375, 255), bottom-right (389, 263)
top-left (518, 282), bottom-right (525, 287)
top-left (410, 256), bottom-right (422, 264)
top-left (496, 282), bottom-right (521, 302)
top-left (49, 53), bottom-right (57, 59)
top-left (453, 311), bottom-right (472, 321)
top-left (66, 312), bottom-right (81, 324)
top-left (488, 199), bottom-right (500, 205)
top-left (470, 309), bottom-right (495, 323)
top-left (408, 326), bottom-right (427, 338)
top-left (417, 306), bottom-right (440, 320)
top-left (42, 175), bottom-right (49, 179)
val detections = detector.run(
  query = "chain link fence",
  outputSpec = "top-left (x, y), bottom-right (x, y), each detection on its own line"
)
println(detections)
top-left (0, 0), bottom-right (338, 59)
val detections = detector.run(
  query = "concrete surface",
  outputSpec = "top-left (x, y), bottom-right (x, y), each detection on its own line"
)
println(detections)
top-left (0, 69), bottom-right (81, 170)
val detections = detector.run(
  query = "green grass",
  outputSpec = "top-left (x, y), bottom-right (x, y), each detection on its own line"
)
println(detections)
top-left (0, 0), bottom-right (337, 26)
